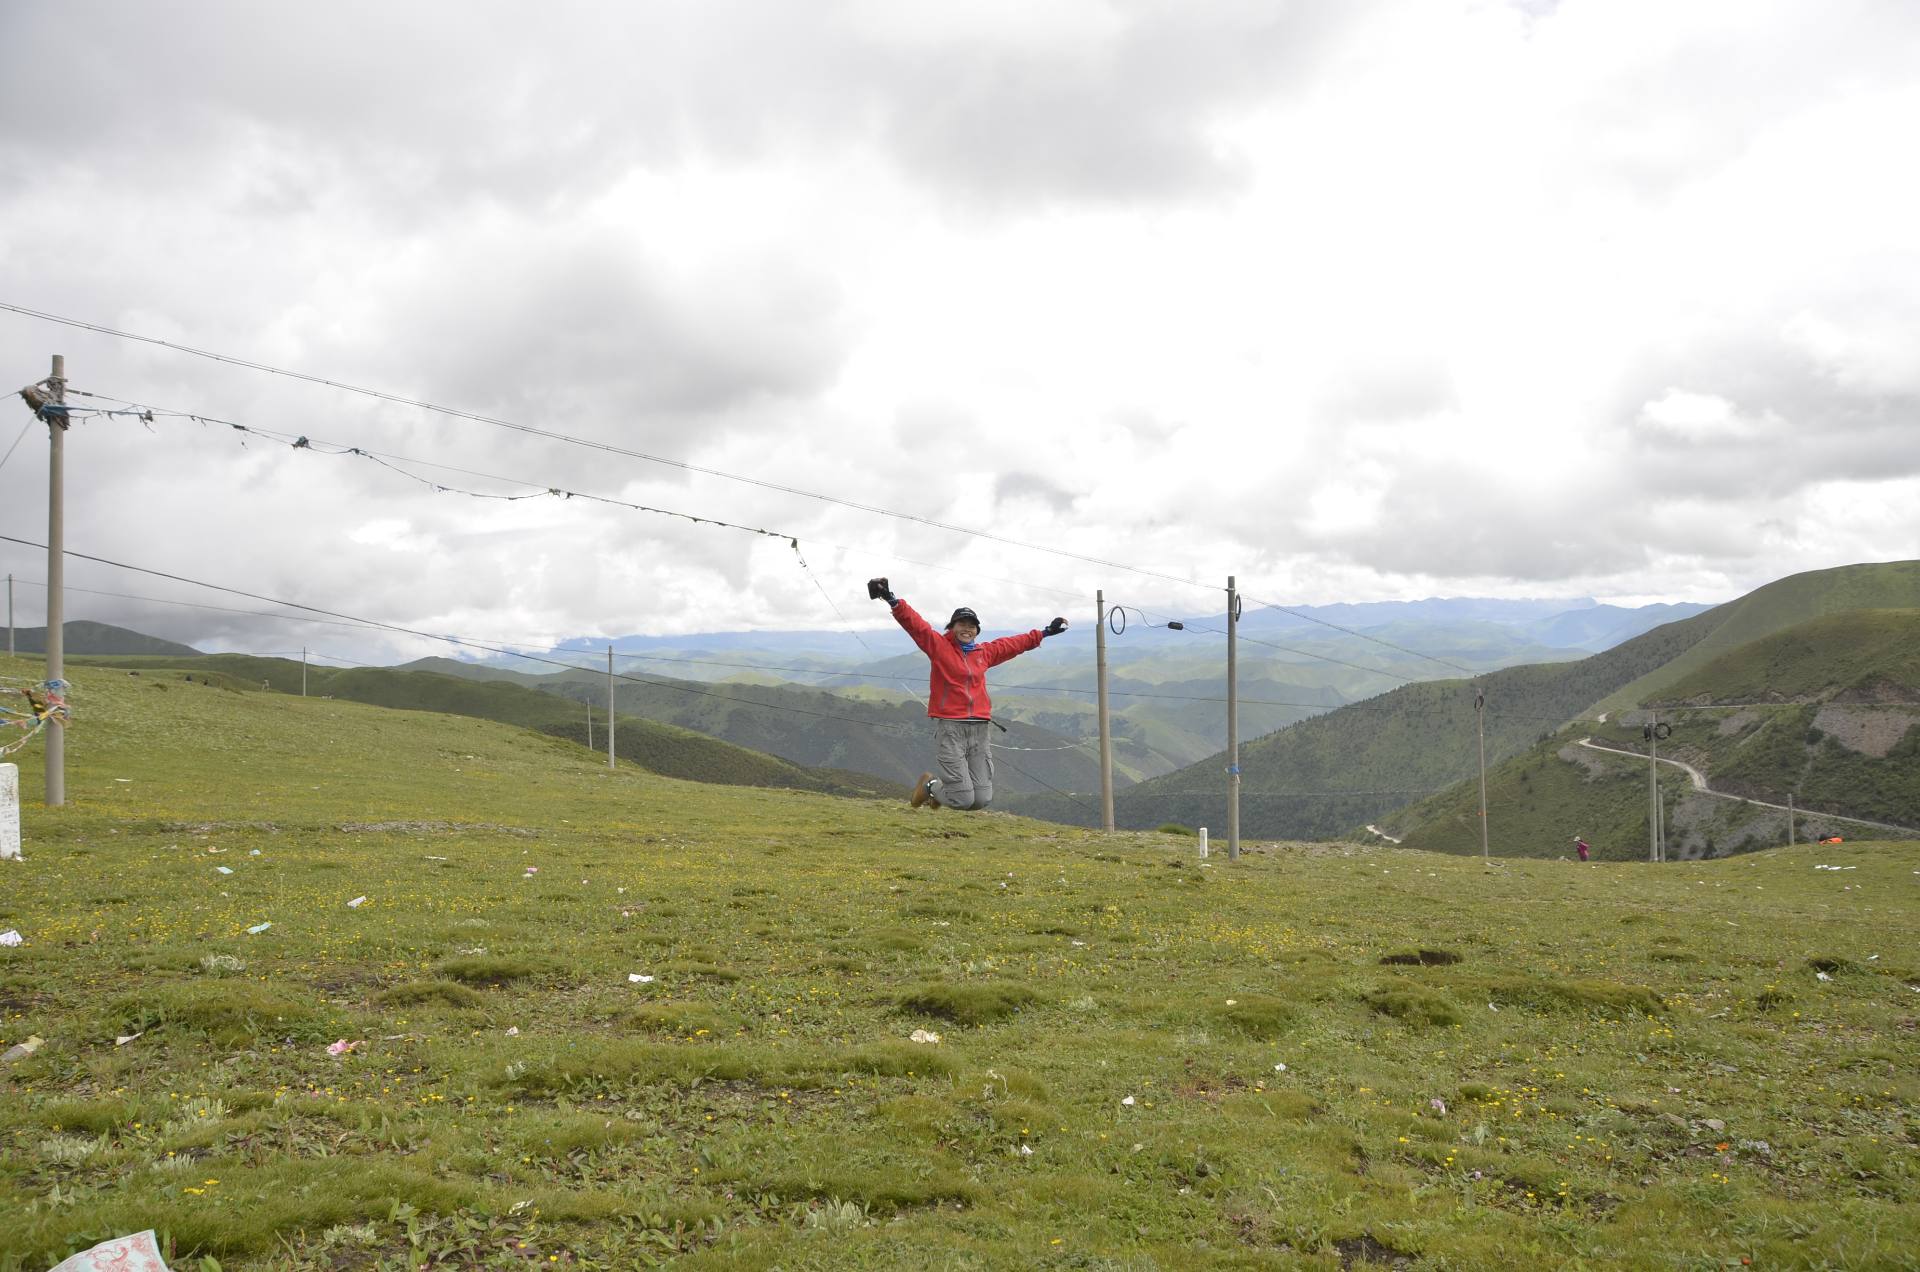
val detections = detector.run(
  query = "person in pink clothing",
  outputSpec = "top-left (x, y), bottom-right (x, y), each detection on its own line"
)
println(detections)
top-left (869, 577), bottom-right (1066, 810)
top-left (1574, 836), bottom-right (1591, 862)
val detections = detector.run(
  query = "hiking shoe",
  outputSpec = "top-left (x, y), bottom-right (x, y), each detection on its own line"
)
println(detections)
top-left (910, 772), bottom-right (941, 809)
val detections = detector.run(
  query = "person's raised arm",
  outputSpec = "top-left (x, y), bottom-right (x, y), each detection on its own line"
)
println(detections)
top-left (871, 578), bottom-right (942, 658)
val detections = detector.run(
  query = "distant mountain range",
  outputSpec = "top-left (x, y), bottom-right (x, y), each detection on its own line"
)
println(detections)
top-left (1006, 560), bottom-right (1918, 852)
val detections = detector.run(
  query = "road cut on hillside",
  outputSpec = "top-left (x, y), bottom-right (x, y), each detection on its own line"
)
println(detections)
top-left (1575, 736), bottom-right (1918, 835)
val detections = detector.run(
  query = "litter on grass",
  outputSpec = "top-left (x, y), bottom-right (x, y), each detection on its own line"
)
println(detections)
top-left (1121, 1096), bottom-right (1135, 1106)
top-left (505, 1026), bottom-right (520, 1037)
top-left (249, 849), bottom-right (261, 856)
top-left (246, 922), bottom-right (271, 934)
top-left (347, 896), bottom-right (368, 908)
top-left (0, 929), bottom-right (21, 947)
top-left (327, 1039), bottom-right (362, 1056)
top-left (629, 973), bottom-right (655, 984)
top-left (115, 1032), bottom-right (143, 1047)
top-left (49, 1230), bottom-right (170, 1272)
top-left (909, 1029), bottom-right (941, 1045)
top-left (1816, 971), bottom-right (1833, 982)
top-left (214, 866), bottom-right (233, 875)
top-left (2, 1035), bottom-right (45, 1062)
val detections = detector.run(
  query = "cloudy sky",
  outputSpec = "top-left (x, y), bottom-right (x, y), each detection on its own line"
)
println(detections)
top-left (1, 0), bottom-right (1916, 663)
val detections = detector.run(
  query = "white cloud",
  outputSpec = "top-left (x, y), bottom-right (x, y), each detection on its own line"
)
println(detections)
top-left (0, 0), bottom-right (1916, 656)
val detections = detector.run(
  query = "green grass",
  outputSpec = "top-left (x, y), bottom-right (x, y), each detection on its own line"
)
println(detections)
top-left (1, 655), bottom-right (1917, 1267)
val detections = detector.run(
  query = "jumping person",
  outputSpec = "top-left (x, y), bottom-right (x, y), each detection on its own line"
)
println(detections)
top-left (868, 577), bottom-right (1066, 810)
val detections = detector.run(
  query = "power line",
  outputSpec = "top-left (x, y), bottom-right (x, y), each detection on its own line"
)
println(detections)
top-left (70, 385), bottom-right (1500, 693)
top-left (4, 302), bottom-right (1221, 593)
top-left (0, 417), bottom-right (33, 475)
top-left (81, 387), bottom-right (1091, 605)
top-left (1241, 595), bottom-right (1480, 677)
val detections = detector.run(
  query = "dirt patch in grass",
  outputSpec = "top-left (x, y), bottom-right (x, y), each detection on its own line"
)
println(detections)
top-left (1335, 1232), bottom-right (1416, 1268)
top-left (1379, 949), bottom-right (1462, 967)
top-left (896, 981), bottom-right (1042, 1026)
top-left (376, 980), bottom-right (485, 1009)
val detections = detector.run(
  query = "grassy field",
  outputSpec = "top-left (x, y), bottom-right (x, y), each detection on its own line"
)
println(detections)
top-left (2, 658), bottom-right (1917, 1269)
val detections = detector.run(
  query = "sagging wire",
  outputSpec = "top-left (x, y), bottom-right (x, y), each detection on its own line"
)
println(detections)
top-left (788, 540), bottom-right (927, 707)
top-left (5, 303), bottom-right (1222, 593)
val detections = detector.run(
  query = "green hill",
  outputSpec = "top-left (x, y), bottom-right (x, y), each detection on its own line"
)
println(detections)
top-left (8, 620), bottom-right (200, 656)
top-left (1591, 559), bottom-right (1920, 715)
top-left (68, 655), bottom-right (889, 798)
top-left (1387, 609), bottom-right (1920, 858)
top-left (1022, 560), bottom-right (1920, 839)
top-left (1654, 607), bottom-right (1920, 706)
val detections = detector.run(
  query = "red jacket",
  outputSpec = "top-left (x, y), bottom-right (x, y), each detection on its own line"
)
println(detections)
top-left (891, 599), bottom-right (1044, 719)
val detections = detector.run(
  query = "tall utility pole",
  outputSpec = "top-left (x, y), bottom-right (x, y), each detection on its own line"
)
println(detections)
top-left (301, 646), bottom-right (308, 697)
top-left (1645, 714), bottom-right (1671, 863)
top-left (1226, 575), bottom-right (1240, 862)
top-left (44, 355), bottom-right (67, 807)
top-left (1475, 686), bottom-right (1489, 861)
top-left (1095, 589), bottom-right (1114, 832)
top-left (7, 574), bottom-right (13, 656)
top-left (606, 645), bottom-right (616, 769)
top-left (1787, 793), bottom-right (1795, 846)
top-left (586, 703), bottom-right (594, 752)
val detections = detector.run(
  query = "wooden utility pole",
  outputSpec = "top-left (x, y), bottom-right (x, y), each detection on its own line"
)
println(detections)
top-left (1646, 713), bottom-right (1667, 863)
top-left (44, 355), bottom-right (66, 807)
top-left (301, 646), bottom-right (308, 697)
top-left (1095, 589), bottom-right (1114, 831)
top-left (1787, 793), bottom-right (1795, 846)
top-left (1226, 576), bottom-right (1240, 861)
top-left (1475, 686), bottom-right (1489, 861)
top-left (606, 645), bottom-right (616, 769)
top-left (586, 703), bottom-right (594, 752)
top-left (7, 574), bottom-right (13, 656)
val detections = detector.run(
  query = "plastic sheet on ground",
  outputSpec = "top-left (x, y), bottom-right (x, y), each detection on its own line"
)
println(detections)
top-left (49, 1230), bottom-right (170, 1272)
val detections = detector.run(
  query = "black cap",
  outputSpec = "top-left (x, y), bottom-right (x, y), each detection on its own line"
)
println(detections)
top-left (945, 607), bottom-right (980, 630)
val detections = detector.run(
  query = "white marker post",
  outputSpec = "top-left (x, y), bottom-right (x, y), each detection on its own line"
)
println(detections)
top-left (0, 763), bottom-right (20, 860)
top-left (1197, 827), bottom-right (1209, 859)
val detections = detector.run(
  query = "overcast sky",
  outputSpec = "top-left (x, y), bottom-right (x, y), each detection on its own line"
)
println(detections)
top-left (1, 0), bottom-right (1916, 664)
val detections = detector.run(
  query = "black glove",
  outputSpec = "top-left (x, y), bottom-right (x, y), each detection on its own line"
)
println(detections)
top-left (867, 577), bottom-right (895, 603)
top-left (1044, 617), bottom-right (1068, 636)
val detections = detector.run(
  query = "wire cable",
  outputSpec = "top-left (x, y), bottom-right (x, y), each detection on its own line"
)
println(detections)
top-left (5, 303), bottom-right (1222, 592)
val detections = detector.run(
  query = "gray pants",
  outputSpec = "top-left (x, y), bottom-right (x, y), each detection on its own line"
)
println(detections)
top-left (931, 718), bottom-right (994, 810)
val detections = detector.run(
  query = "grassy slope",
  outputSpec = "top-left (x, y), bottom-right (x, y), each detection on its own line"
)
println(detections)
top-left (1591, 559), bottom-right (1920, 716)
top-left (1046, 560), bottom-right (1920, 841)
top-left (1390, 610), bottom-right (1920, 857)
top-left (1654, 607), bottom-right (1920, 705)
top-left (1012, 601), bottom-right (1730, 838)
top-left (2, 658), bottom-right (1917, 1268)
top-left (71, 657), bottom-right (888, 799)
